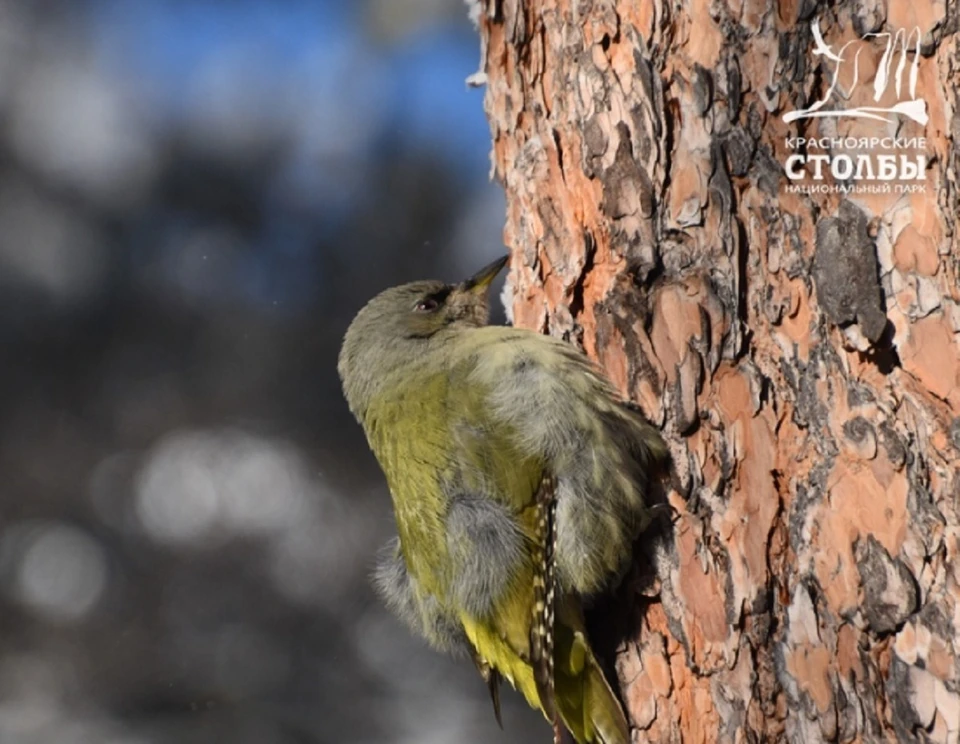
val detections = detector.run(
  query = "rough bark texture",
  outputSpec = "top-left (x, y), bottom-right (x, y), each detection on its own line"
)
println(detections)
top-left (473, 0), bottom-right (960, 741)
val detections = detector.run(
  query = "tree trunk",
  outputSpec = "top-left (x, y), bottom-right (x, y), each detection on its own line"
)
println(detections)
top-left (473, 0), bottom-right (960, 741)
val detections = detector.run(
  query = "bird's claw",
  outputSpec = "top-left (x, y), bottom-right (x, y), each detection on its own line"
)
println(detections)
top-left (649, 501), bottom-right (680, 524)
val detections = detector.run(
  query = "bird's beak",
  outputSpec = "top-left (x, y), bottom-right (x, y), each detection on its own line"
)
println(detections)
top-left (461, 255), bottom-right (509, 294)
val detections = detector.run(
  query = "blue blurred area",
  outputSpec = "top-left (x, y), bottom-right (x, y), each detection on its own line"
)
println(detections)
top-left (387, 27), bottom-right (492, 174)
top-left (90, 0), bottom-right (490, 190)
top-left (73, 0), bottom-right (497, 313)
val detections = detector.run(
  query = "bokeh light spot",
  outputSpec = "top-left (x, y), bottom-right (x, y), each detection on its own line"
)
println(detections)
top-left (11, 524), bottom-right (107, 621)
top-left (135, 432), bottom-right (221, 544)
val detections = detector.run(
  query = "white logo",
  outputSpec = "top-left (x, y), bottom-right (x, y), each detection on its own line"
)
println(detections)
top-left (783, 20), bottom-right (927, 125)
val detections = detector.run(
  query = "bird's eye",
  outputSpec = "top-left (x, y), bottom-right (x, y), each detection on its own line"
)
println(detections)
top-left (414, 298), bottom-right (439, 312)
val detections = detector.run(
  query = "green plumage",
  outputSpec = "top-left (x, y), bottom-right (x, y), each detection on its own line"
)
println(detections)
top-left (339, 257), bottom-right (669, 743)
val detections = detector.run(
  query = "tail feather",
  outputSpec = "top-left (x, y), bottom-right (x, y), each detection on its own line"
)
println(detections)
top-left (582, 645), bottom-right (629, 744)
top-left (554, 602), bottom-right (630, 744)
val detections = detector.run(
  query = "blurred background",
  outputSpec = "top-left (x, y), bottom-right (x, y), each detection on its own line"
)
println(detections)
top-left (0, 0), bottom-right (541, 742)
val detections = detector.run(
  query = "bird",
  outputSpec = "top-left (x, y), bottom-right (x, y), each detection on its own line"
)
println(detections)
top-left (338, 255), bottom-right (670, 743)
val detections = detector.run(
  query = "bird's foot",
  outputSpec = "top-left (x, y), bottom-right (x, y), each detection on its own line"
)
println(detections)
top-left (649, 501), bottom-right (680, 524)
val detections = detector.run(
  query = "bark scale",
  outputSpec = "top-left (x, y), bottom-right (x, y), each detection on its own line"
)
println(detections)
top-left (474, 0), bottom-right (960, 741)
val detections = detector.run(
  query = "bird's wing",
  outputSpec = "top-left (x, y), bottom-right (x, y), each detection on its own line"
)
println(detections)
top-left (458, 326), bottom-right (670, 595)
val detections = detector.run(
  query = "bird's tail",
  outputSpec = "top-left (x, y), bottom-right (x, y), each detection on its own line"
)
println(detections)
top-left (554, 601), bottom-right (630, 744)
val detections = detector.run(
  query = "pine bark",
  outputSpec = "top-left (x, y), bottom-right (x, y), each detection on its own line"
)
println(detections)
top-left (474, 0), bottom-right (960, 741)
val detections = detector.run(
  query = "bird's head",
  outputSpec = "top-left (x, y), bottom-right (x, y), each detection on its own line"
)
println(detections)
top-left (338, 255), bottom-right (508, 418)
